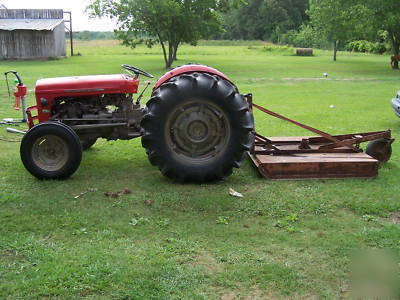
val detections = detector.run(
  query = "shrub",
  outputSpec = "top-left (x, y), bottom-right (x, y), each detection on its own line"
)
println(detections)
top-left (345, 40), bottom-right (387, 54)
top-left (280, 24), bottom-right (327, 49)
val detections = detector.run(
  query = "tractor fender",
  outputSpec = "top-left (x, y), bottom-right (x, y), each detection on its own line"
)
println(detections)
top-left (153, 64), bottom-right (236, 91)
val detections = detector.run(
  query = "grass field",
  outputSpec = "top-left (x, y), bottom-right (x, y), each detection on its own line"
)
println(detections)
top-left (1, 40), bottom-right (400, 299)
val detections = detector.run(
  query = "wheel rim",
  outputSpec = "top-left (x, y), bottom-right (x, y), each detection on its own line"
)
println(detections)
top-left (32, 134), bottom-right (69, 171)
top-left (166, 99), bottom-right (231, 161)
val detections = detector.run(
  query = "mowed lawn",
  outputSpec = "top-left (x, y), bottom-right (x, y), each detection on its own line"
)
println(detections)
top-left (0, 40), bottom-right (399, 299)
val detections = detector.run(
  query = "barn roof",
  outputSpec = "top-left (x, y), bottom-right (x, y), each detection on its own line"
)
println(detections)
top-left (0, 19), bottom-right (63, 31)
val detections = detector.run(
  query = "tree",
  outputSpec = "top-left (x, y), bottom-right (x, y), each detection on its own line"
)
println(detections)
top-left (79, 31), bottom-right (91, 41)
top-left (308, 0), bottom-right (363, 61)
top-left (88, 0), bottom-right (236, 68)
top-left (221, 0), bottom-right (308, 41)
top-left (365, 0), bottom-right (400, 69)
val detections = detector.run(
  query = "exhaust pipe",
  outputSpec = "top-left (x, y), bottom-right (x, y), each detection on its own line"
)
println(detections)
top-left (6, 127), bottom-right (25, 135)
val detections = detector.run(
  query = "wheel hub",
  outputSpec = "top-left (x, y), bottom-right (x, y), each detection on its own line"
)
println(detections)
top-left (187, 120), bottom-right (208, 142)
top-left (167, 100), bottom-right (230, 160)
top-left (32, 135), bottom-right (69, 172)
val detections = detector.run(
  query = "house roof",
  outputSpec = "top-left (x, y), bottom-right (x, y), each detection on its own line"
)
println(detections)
top-left (0, 19), bottom-right (63, 31)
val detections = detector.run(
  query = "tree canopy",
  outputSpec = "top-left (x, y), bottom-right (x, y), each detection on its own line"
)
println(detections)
top-left (308, 0), bottom-right (366, 61)
top-left (364, 0), bottom-right (400, 68)
top-left (221, 0), bottom-right (308, 41)
top-left (87, 0), bottom-right (400, 70)
top-left (88, 0), bottom-right (238, 68)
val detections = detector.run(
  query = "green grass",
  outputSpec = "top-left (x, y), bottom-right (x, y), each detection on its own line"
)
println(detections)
top-left (1, 40), bottom-right (400, 299)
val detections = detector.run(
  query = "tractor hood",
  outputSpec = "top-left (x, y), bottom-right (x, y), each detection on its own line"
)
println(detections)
top-left (35, 74), bottom-right (139, 95)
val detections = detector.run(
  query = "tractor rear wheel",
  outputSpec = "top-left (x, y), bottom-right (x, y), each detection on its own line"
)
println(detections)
top-left (141, 72), bottom-right (254, 182)
top-left (20, 122), bottom-right (82, 179)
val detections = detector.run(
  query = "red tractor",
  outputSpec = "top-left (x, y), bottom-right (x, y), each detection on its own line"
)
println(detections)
top-left (20, 64), bottom-right (254, 181)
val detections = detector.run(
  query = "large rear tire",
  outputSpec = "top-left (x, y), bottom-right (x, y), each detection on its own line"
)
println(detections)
top-left (20, 122), bottom-right (82, 179)
top-left (141, 72), bottom-right (254, 182)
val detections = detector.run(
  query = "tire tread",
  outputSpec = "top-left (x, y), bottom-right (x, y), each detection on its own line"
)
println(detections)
top-left (141, 70), bottom-right (254, 182)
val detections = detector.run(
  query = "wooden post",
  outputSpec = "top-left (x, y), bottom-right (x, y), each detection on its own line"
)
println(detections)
top-left (63, 11), bottom-right (73, 56)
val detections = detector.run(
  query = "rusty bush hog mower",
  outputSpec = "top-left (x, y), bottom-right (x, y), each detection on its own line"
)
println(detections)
top-left (7, 64), bottom-right (393, 181)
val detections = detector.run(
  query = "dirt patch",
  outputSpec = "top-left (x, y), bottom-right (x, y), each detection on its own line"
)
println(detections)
top-left (390, 212), bottom-right (400, 224)
top-left (249, 77), bottom-right (325, 82)
top-left (248, 77), bottom-right (384, 83)
top-left (221, 292), bottom-right (235, 300)
top-left (245, 285), bottom-right (276, 299)
top-left (1, 249), bottom-right (25, 263)
top-left (189, 251), bottom-right (222, 274)
top-left (219, 285), bottom-right (278, 299)
top-left (280, 77), bottom-right (381, 82)
top-left (250, 78), bottom-right (265, 82)
top-left (282, 77), bottom-right (326, 81)
top-left (78, 288), bottom-right (93, 297)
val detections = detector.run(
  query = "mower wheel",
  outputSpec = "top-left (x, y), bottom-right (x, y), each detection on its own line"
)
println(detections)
top-left (141, 72), bottom-right (254, 182)
top-left (366, 138), bottom-right (392, 163)
top-left (80, 138), bottom-right (97, 150)
top-left (20, 122), bottom-right (82, 179)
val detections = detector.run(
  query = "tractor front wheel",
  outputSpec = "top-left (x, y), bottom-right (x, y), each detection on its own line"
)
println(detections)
top-left (20, 122), bottom-right (82, 179)
top-left (141, 72), bottom-right (254, 182)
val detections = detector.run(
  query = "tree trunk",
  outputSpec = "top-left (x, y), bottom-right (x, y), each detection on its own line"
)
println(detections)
top-left (161, 43), bottom-right (173, 69)
top-left (389, 31), bottom-right (399, 70)
top-left (333, 40), bottom-right (337, 61)
top-left (173, 42), bottom-right (179, 61)
top-left (158, 34), bottom-right (170, 69)
top-left (166, 42), bottom-right (174, 69)
top-left (158, 33), bottom-right (180, 68)
top-left (394, 46), bottom-right (399, 70)
top-left (165, 57), bottom-right (173, 69)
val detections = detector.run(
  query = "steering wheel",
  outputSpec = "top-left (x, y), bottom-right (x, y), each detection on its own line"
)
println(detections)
top-left (121, 64), bottom-right (154, 78)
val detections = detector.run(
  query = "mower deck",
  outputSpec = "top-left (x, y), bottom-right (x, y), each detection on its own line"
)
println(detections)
top-left (249, 136), bottom-right (379, 179)
top-left (246, 94), bottom-right (393, 180)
